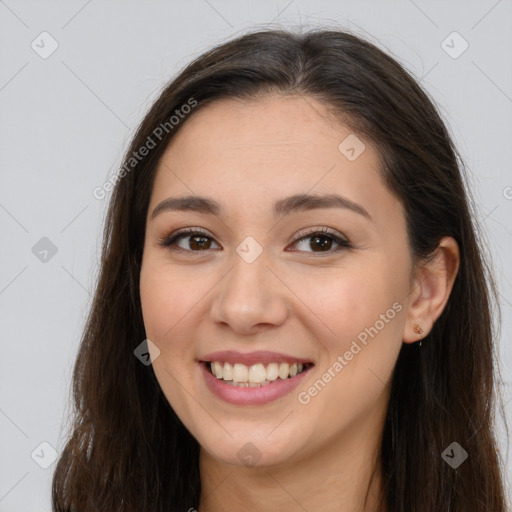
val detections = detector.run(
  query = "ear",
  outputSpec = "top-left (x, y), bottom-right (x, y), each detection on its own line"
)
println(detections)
top-left (402, 236), bottom-right (460, 344)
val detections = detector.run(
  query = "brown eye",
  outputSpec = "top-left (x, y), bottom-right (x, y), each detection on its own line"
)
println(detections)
top-left (158, 228), bottom-right (220, 253)
top-left (187, 234), bottom-right (213, 251)
top-left (288, 228), bottom-right (351, 255)
top-left (158, 226), bottom-right (351, 256)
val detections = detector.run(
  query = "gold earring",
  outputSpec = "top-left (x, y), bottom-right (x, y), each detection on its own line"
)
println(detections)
top-left (413, 324), bottom-right (424, 335)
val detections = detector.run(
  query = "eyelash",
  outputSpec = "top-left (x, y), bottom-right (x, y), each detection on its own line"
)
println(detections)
top-left (157, 226), bottom-right (352, 256)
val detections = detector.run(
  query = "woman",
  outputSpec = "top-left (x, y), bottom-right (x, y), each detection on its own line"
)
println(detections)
top-left (51, 28), bottom-right (509, 511)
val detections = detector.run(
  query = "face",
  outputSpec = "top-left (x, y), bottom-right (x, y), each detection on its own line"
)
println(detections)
top-left (140, 94), bottom-right (414, 469)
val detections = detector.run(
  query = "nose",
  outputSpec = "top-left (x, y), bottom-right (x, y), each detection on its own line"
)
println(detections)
top-left (208, 248), bottom-right (289, 335)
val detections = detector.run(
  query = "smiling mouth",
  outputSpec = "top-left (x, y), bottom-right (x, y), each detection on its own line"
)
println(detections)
top-left (203, 361), bottom-right (314, 387)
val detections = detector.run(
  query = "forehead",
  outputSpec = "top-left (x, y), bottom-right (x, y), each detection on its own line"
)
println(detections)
top-left (150, 94), bottom-right (397, 222)
top-left (160, 94), bottom-right (375, 168)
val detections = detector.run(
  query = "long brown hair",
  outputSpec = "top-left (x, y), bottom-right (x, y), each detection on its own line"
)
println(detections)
top-left (52, 28), bottom-right (510, 511)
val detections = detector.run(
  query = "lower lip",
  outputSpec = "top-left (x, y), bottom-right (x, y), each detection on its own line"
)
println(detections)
top-left (199, 362), bottom-right (313, 406)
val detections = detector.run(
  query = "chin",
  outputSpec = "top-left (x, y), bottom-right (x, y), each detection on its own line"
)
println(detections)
top-left (198, 431), bottom-right (305, 470)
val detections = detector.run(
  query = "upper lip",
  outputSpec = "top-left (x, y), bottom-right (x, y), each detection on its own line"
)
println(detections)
top-left (199, 350), bottom-right (313, 366)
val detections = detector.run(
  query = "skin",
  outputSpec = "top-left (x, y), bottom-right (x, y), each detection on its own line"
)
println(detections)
top-left (139, 94), bottom-right (459, 512)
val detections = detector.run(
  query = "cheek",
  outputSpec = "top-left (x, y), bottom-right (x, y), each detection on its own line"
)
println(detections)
top-left (140, 257), bottom-right (197, 338)
top-left (140, 272), bottom-right (171, 341)
top-left (295, 270), bottom-right (405, 431)
top-left (139, 262), bottom-right (198, 409)
top-left (301, 266), bottom-right (401, 350)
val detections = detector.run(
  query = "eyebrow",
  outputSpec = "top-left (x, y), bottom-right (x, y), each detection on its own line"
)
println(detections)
top-left (150, 193), bottom-right (371, 221)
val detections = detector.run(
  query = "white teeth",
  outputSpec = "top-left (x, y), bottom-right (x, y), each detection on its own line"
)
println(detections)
top-left (223, 362), bottom-right (233, 381)
top-left (208, 361), bottom-right (308, 385)
top-left (249, 363), bottom-right (267, 384)
top-left (212, 361), bottom-right (223, 379)
top-left (266, 362), bottom-right (279, 381)
top-left (233, 363), bottom-right (249, 382)
top-left (278, 363), bottom-right (290, 379)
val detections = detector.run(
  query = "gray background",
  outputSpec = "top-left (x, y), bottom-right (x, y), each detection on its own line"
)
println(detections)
top-left (1, 0), bottom-right (511, 510)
